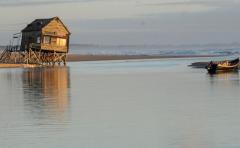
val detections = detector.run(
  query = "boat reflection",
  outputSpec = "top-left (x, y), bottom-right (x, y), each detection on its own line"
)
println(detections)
top-left (208, 71), bottom-right (240, 87)
top-left (22, 66), bottom-right (70, 121)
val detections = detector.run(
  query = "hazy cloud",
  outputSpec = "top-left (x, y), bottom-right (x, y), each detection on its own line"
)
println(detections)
top-left (0, 0), bottom-right (240, 45)
top-left (2, 0), bottom-right (237, 7)
top-left (143, 0), bottom-right (240, 7)
top-left (0, 0), bottom-right (87, 7)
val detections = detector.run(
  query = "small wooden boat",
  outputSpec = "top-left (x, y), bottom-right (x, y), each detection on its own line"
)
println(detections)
top-left (206, 58), bottom-right (239, 74)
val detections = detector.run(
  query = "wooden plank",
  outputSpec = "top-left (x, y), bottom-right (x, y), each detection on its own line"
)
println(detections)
top-left (41, 44), bottom-right (68, 53)
top-left (42, 19), bottom-right (69, 37)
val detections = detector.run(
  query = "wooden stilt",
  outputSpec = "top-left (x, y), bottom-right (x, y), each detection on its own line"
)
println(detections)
top-left (0, 47), bottom-right (68, 66)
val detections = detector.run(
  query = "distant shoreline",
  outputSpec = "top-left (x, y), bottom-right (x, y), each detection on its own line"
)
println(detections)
top-left (0, 54), bottom-right (220, 68)
top-left (66, 54), bottom-right (220, 62)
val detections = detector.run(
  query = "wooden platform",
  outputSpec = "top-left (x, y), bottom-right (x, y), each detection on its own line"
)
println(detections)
top-left (0, 48), bottom-right (67, 66)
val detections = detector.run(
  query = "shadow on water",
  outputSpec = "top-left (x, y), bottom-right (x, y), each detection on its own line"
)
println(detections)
top-left (21, 66), bottom-right (71, 122)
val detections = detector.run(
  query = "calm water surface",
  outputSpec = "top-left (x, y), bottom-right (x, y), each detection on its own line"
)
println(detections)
top-left (0, 58), bottom-right (240, 148)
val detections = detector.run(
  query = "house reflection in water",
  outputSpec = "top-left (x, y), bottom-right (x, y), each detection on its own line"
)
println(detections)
top-left (22, 67), bottom-right (70, 121)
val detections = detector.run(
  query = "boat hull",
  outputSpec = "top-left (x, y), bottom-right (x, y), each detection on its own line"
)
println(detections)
top-left (206, 58), bottom-right (239, 74)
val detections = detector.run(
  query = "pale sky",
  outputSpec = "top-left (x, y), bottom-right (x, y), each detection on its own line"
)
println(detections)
top-left (0, 0), bottom-right (240, 45)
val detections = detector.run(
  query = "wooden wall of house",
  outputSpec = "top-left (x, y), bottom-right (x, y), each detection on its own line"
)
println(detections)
top-left (41, 44), bottom-right (68, 53)
top-left (42, 19), bottom-right (69, 37)
top-left (21, 31), bottom-right (41, 51)
top-left (41, 19), bottom-right (70, 53)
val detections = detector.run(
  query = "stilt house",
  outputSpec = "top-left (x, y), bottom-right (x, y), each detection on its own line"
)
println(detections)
top-left (21, 17), bottom-right (70, 53)
top-left (0, 17), bottom-right (70, 65)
